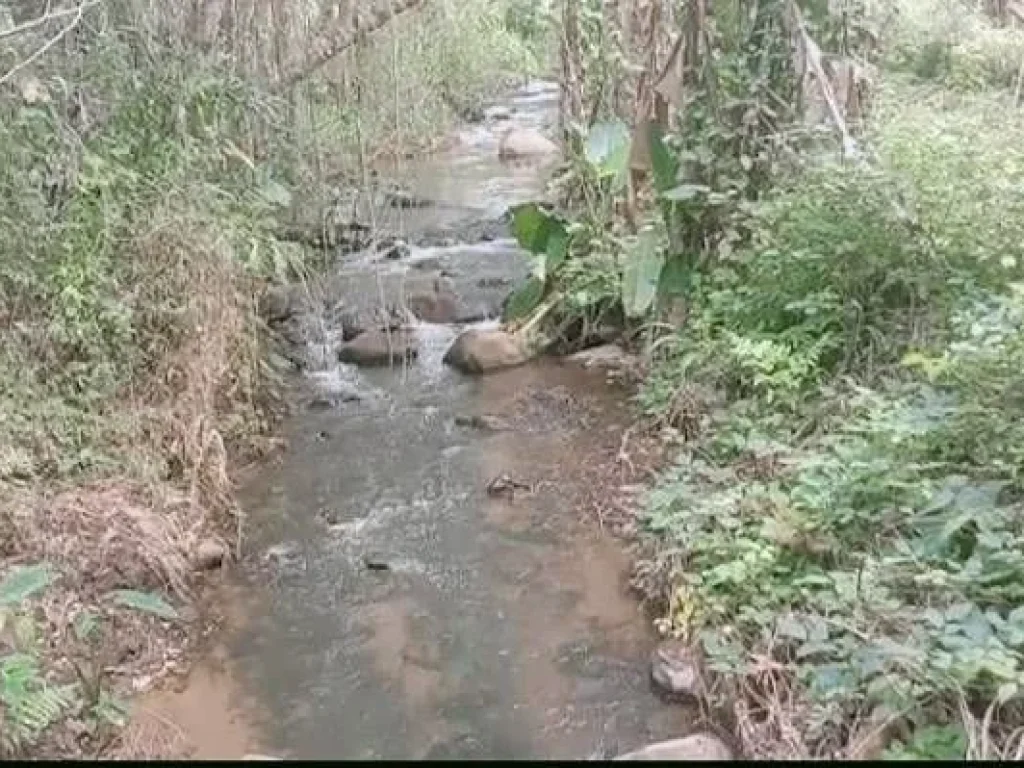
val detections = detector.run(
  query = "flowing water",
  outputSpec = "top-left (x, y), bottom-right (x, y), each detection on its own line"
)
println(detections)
top-left (144, 81), bottom-right (686, 760)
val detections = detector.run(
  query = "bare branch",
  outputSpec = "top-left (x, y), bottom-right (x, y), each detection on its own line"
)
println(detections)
top-left (274, 0), bottom-right (425, 93)
top-left (0, 0), bottom-right (96, 86)
top-left (0, 0), bottom-right (98, 40)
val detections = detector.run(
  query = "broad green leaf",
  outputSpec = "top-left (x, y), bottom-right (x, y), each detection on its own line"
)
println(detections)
top-left (663, 184), bottom-right (711, 202)
top-left (544, 224), bottom-right (570, 277)
top-left (504, 276), bottom-right (545, 322)
top-left (0, 564), bottom-right (54, 607)
top-left (621, 228), bottom-right (664, 318)
top-left (585, 119), bottom-right (630, 179)
top-left (647, 123), bottom-right (679, 194)
top-left (511, 202), bottom-right (558, 254)
top-left (658, 257), bottom-right (692, 299)
top-left (110, 589), bottom-right (179, 620)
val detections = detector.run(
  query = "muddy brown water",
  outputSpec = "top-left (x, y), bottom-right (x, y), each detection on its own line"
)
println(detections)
top-left (140, 81), bottom-right (686, 760)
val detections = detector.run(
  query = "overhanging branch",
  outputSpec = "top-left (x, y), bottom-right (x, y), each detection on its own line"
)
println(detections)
top-left (274, 0), bottom-right (426, 93)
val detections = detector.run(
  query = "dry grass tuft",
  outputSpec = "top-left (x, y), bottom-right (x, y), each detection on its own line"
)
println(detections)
top-left (20, 482), bottom-right (192, 602)
top-left (729, 653), bottom-right (815, 761)
top-left (122, 202), bottom-right (272, 551)
top-left (110, 705), bottom-right (191, 760)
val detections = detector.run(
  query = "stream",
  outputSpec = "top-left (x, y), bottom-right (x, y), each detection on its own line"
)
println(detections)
top-left (140, 80), bottom-right (687, 761)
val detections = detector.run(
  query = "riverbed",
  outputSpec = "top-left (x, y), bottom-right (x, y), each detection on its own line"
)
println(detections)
top-left (135, 80), bottom-right (687, 761)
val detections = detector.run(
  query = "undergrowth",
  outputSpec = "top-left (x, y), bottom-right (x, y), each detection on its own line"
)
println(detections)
top-left (515, 0), bottom-right (1024, 755)
top-left (635, 79), bottom-right (1024, 759)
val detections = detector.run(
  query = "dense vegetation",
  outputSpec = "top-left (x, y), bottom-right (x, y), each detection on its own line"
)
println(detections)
top-left (0, 0), bottom-right (545, 757)
top-left (508, 0), bottom-right (1024, 759)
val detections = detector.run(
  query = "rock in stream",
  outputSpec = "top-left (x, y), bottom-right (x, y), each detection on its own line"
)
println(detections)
top-left (443, 328), bottom-right (531, 375)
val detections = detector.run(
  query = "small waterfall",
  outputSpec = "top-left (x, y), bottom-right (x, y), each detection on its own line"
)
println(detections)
top-left (408, 320), bottom-right (460, 382)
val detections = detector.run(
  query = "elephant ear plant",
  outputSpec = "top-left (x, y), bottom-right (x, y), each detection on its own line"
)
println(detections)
top-left (503, 115), bottom-right (718, 350)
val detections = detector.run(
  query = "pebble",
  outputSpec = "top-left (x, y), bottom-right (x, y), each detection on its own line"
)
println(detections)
top-left (194, 539), bottom-right (227, 571)
top-left (650, 640), bottom-right (704, 699)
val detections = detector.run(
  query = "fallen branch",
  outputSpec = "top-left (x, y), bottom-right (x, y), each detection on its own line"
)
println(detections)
top-left (785, 0), bottom-right (861, 160)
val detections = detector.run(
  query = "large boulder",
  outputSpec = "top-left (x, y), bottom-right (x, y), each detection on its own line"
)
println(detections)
top-left (443, 328), bottom-right (531, 375)
top-left (338, 329), bottom-right (418, 367)
top-left (498, 127), bottom-right (558, 160)
top-left (615, 734), bottom-right (733, 761)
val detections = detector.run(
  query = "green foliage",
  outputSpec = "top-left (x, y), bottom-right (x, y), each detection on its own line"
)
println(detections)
top-left (1, 654), bottom-right (75, 756)
top-left (528, 0), bottom-right (809, 348)
top-left (0, 566), bottom-right (55, 607)
top-left (884, 0), bottom-right (1024, 92)
top-left (305, 0), bottom-right (543, 163)
top-left (637, 67), bottom-right (1024, 757)
top-left (0, 563), bottom-right (183, 755)
top-left (505, 186), bottom-right (622, 338)
top-left (884, 724), bottom-right (967, 760)
top-left (503, 0), bottom-right (554, 55)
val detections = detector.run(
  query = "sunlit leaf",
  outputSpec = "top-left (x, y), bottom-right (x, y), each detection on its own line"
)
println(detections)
top-left (621, 228), bottom-right (664, 318)
top-left (585, 119), bottom-right (630, 179)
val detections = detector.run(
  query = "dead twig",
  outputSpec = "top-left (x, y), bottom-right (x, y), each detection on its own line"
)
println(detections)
top-left (616, 425), bottom-right (636, 478)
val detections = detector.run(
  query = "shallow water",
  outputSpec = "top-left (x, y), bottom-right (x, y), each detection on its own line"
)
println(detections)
top-left (146, 81), bottom-right (685, 760)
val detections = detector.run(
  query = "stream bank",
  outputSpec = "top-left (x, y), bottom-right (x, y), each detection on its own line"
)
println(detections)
top-left (127, 80), bottom-right (726, 761)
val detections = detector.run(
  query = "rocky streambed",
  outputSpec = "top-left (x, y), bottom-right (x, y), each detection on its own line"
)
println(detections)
top-left (140, 80), bottom-right (734, 762)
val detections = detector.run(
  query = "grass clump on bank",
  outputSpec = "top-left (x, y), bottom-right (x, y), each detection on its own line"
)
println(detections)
top-left (0, 0), bottom-right (545, 757)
